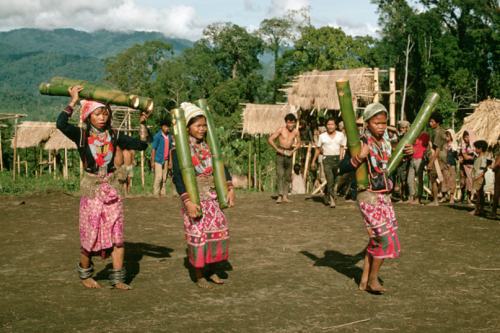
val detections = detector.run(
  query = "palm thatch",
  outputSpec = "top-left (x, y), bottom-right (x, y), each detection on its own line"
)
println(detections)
top-left (44, 129), bottom-right (77, 150)
top-left (456, 97), bottom-right (500, 148)
top-left (10, 122), bottom-right (55, 148)
top-left (242, 104), bottom-right (297, 135)
top-left (285, 68), bottom-right (375, 111)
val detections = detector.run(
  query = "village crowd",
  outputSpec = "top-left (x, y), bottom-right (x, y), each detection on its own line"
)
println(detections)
top-left (53, 85), bottom-right (495, 294)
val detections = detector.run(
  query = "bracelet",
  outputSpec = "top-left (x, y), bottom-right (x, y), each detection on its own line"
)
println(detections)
top-left (139, 124), bottom-right (148, 138)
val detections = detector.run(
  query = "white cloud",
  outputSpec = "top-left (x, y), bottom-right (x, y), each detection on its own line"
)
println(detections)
top-left (0, 0), bottom-right (208, 40)
top-left (327, 19), bottom-right (378, 38)
top-left (266, 0), bottom-right (311, 17)
top-left (244, 0), bottom-right (260, 11)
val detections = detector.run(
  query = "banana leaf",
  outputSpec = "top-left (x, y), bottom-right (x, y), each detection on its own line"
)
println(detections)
top-left (195, 99), bottom-right (229, 208)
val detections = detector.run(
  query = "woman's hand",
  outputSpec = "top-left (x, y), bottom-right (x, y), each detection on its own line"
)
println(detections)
top-left (139, 112), bottom-right (149, 124)
top-left (185, 201), bottom-right (201, 218)
top-left (358, 141), bottom-right (370, 159)
top-left (68, 85), bottom-right (84, 108)
top-left (226, 188), bottom-right (235, 207)
top-left (311, 162), bottom-right (315, 171)
top-left (403, 143), bottom-right (415, 156)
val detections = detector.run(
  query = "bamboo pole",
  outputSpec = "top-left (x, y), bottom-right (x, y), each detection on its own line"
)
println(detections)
top-left (39, 83), bottom-right (140, 109)
top-left (195, 99), bottom-right (229, 207)
top-left (389, 68), bottom-right (396, 126)
top-left (141, 151), bottom-right (145, 187)
top-left (39, 143), bottom-right (42, 175)
top-left (49, 150), bottom-right (52, 174)
top-left (64, 138), bottom-right (68, 179)
top-left (387, 92), bottom-right (440, 177)
top-left (13, 117), bottom-right (18, 180)
top-left (254, 148), bottom-right (257, 190)
top-left (258, 135), bottom-right (262, 191)
top-left (336, 79), bottom-right (370, 191)
top-left (50, 78), bottom-right (154, 114)
top-left (303, 143), bottom-right (312, 186)
top-left (312, 181), bottom-right (327, 195)
top-left (17, 153), bottom-right (20, 176)
top-left (54, 150), bottom-right (57, 179)
top-left (373, 68), bottom-right (380, 103)
top-left (71, 149), bottom-right (75, 179)
top-left (25, 148), bottom-right (28, 177)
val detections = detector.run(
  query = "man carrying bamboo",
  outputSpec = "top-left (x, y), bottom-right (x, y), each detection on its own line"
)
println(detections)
top-left (268, 113), bottom-right (301, 204)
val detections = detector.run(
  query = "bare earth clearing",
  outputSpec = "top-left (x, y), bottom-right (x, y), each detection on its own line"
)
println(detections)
top-left (1, 193), bottom-right (499, 332)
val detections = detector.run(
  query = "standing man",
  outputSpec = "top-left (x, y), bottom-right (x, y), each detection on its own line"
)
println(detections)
top-left (408, 130), bottom-right (430, 205)
top-left (152, 117), bottom-right (173, 198)
top-left (268, 113), bottom-right (301, 204)
top-left (311, 118), bottom-right (345, 208)
top-left (427, 113), bottom-right (447, 206)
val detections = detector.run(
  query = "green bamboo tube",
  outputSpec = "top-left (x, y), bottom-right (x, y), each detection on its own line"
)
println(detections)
top-left (171, 108), bottom-right (202, 215)
top-left (39, 83), bottom-right (140, 109)
top-left (387, 92), bottom-right (440, 177)
top-left (336, 78), bottom-right (370, 191)
top-left (195, 99), bottom-right (229, 208)
top-left (50, 77), bottom-right (154, 114)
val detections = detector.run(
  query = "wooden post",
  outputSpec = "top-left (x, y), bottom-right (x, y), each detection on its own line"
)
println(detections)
top-left (0, 127), bottom-right (3, 171)
top-left (13, 116), bottom-right (18, 180)
top-left (25, 150), bottom-right (28, 177)
top-left (254, 148), bottom-right (257, 190)
top-left (389, 67), bottom-right (396, 126)
top-left (39, 143), bottom-right (43, 175)
top-left (17, 153), bottom-right (20, 177)
top-left (64, 138), bottom-right (68, 179)
top-left (34, 146), bottom-right (37, 177)
top-left (48, 150), bottom-right (52, 174)
top-left (141, 151), bottom-right (145, 187)
top-left (303, 143), bottom-right (312, 186)
top-left (54, 150), bottom-right (57, 179)
top-left (248, 138), bottom-right (252, 189)
top-left (258, 135), bottom-right (262, 191)
top-left (373, 67), bottom-right (380, 103)
top-left (270, 160), bottom-right (273, 192)
top-left (71, 149), bottom-right (75, 179)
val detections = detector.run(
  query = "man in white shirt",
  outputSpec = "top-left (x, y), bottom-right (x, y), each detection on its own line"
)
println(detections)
top-left (311, 118), bottom-right (345, 208)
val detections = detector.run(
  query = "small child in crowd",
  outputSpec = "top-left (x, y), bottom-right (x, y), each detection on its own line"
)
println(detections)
top-left (291, 164), bottom-right (305, 194)
top-left (470, 140), bottom-right (488, 216)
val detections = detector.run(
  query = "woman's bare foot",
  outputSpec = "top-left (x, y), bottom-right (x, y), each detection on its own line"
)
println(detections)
top-left (209, 274), bottom-right (225, 284)
top-left (113, 282), bottom-right (133, 290)
top-left (282, 197), bottom-right (292, 203)
top-left (469, 210), bottom-right (479, 216)
top-left (160, 194), bottom-right (170, 198)
top-left (276, 196), bottom-right (282, 204)
top-left (439, 197), bottom-right (447, 203)
top-left (358, 281), bottom-right (368, 291)
top-left (197, 278), bottom-right (213, 289)
top-left (449, 199), bottom-right (455, 204)
top-left (367, 277), bottom-right (386, 294)
top-left (427, 201), bottom-right (439, 206)
top-left (81, 278), bottom-right (101, 289)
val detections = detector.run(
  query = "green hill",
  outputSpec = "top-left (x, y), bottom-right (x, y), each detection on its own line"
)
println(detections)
top-left (0, 28), bottom-right (194, 121)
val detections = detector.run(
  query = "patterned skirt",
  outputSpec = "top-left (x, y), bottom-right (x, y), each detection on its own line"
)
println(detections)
top-left (460, 164), bottom-right (473, 192)
top-left (182, 191), bottom-right (229, 268)
top-left (442, 164), bottom-right (457, 194)
top-left (79, 182), bottom-right (124, 259)
top-left (357, 192), bottom-right (400, 259)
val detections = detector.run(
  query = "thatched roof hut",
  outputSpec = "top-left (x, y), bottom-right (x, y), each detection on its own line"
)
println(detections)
top-left (242, 104), bottom-right (297, 136)
top-left (456, 98), bottom-right (500, 148)
top-left (10, 122), bottom-right (55, 148)
top-left (284, 68), bottom-right (375, 112)
top-left (44, 129), bottom-right (77, 150)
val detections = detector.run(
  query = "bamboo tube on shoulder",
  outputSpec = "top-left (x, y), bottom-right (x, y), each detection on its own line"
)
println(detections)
top-left (39, 83), bottom-right (140, 109)
top-left (172, 108), bottom-right (202, 215)
top-left (336, 78), bottom-right (370, 191)
top-left (50, 78), bottom-right (154, 114)
top-left (195, 99), bottom-right (229, 208)
top-left (387, 92), bottom-right (440, 177)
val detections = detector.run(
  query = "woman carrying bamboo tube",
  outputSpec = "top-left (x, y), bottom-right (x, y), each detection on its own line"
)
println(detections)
top-left (339, 103), bottom-right (414, 294)
top-left (56, 85), bottom-right (152, 290)
top-left (171, 103), bottom-right (235, 289)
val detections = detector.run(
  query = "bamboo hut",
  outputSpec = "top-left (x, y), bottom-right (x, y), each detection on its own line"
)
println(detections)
top-left (241, 104), bottom-right (296, 136)
top-left (456, 97), bottom-right (500, 150)
top-left (44, 129), bottom-right (78, 179)
top-left (10, 121), bottom-right (54, 178)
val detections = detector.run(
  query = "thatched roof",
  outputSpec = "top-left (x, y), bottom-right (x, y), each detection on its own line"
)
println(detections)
top-left (456, 97), bottom-right (500, 148)
top-left (10, 122), bottom-right (55, 148)
top-left (285, 68), bottom-right (374, 111)
top-left (44, 129), bottom-right (77, 150)
top-left (242, 104), bottom-right (297, 135)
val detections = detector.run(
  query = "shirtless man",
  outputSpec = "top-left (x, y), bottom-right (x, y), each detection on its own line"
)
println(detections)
top-left (268, 113), bottom-right (301, 203)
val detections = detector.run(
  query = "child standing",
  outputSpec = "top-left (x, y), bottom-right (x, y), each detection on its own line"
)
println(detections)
top-left (440, 129), bottom-right (458, 203)
top-left (291, 164), bottom-right (305, 194)
top-left (470, 140), bottom-right (488, 216)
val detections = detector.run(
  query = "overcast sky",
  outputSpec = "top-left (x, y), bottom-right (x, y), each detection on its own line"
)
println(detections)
top-left (0, 0), bottom-right (382, 40)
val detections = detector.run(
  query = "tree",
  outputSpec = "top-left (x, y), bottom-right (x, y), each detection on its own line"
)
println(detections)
top-left (104, 40), bottom-right (174, 96)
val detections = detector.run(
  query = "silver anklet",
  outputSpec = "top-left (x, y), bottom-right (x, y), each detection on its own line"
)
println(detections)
top-left (108, 267), bottom-right (127, 286)
top-left (76, 262), bottom-right (94, 280)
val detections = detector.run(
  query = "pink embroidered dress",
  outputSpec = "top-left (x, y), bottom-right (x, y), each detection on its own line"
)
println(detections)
top-left (172, 136), bottom-right (234, 268)
top-left (57, 104), bottom-right (150, 259)
top-left (340, 130), bottom-right (401, 259)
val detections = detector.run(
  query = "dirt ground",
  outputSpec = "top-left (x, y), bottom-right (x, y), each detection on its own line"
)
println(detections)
top-left (1, 192), bottom-right (499, 332)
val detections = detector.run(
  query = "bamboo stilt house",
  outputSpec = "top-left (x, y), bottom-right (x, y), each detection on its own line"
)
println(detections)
top-left (281, 67), bottom-right (397, 115)
top-left (44, 129), bottom-right (78, 150)
top-left (456, 97), bottom-right (500, 149)
top-left (10, 122), bottom-right (55, 149)
top-left (241, 104), bottom-right (296, 136)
